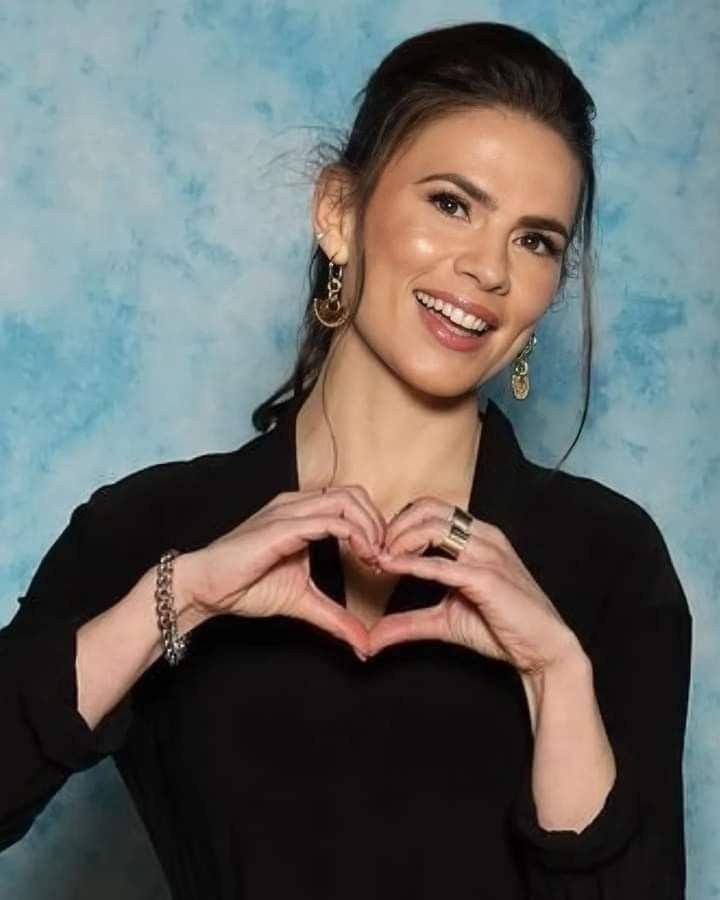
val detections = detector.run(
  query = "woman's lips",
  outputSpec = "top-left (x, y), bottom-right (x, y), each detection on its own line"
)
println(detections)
top-left (415, 294), bottom-right (493, 352)
top-left (415, 288), bottom-right (500, 329)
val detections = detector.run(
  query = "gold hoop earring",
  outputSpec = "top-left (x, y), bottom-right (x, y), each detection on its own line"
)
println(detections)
top-left (313, 260), bottom-right (349, 328)
top-left (511, 333), bottom-right (537, 400)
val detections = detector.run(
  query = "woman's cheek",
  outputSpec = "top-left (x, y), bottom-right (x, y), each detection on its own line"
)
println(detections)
top-left (385, 222), bottom-right (446, 269)
top-left (407, 232), bottom-right (442, 263)
top-left (512, 259), bottom-right (564, 323)
top-left (366, 191), bottom-right (444, 266)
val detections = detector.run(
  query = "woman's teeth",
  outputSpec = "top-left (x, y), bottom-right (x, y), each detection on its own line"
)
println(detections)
top-left (414, 290), bottom-right (490, 335)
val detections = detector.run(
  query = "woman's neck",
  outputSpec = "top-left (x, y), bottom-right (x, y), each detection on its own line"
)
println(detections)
top-left (295, 333), bottom-right (482, 520)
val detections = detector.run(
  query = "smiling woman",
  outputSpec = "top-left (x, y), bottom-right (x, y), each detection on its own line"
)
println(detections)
top-left (0, 20), bottom-right (691, 900)
top-left (306, 106), bottom-right (581, 398)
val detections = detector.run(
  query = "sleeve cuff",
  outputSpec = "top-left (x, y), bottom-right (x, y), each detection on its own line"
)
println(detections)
top-left (18, 623), bottom-right (133, 771)
top-left (509, 746), bottom-right (645, 872)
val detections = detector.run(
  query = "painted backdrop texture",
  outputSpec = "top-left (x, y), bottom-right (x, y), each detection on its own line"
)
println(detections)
top-left (1, 1), bottom-right (718, 897)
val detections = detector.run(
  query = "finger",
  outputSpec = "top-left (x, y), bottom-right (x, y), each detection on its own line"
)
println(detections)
top-left (383, 496), bottom-right (449, 547)
top-left (386, 517), bottom-right (498, 563)
top-left (367, 605), bottom-right (448, 655)
top-left (265, 485), bottom-right (387, 549)
top-left (383, 519), bottom-right (438, 557)
top-left (269, 489), bottom-right (383, 554)
top-left (329, 486), bottom-right (383, 551)
top-left (271, 514), bottom-right (378, 564)
top-left (258, 488), bottom-right (331, 521)
top-left (376, 551), bottom-right (474, 590)
top-left (341, 484), bottom-right (388, 547)
top-left (292, 581), bottom-right (370, 656)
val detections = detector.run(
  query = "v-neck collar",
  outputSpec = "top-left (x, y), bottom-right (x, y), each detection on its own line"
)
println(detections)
top-left (264, 390), bottom-right (535, 615)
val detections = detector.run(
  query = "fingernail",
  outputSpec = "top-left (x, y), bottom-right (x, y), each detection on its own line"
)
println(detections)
top-left (353, 647), bottom-right (368, 662)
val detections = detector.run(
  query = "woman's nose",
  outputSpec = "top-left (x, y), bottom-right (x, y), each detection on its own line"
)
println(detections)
top-left (454, 234), bottom-right (510, 294)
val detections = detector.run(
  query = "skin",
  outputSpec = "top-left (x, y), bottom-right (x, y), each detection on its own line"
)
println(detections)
top-left (299, 104), bottom-right (616, 834)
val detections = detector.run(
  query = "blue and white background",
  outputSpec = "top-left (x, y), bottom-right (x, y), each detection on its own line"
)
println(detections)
top-left (1, 1), bottom-right (718, 897)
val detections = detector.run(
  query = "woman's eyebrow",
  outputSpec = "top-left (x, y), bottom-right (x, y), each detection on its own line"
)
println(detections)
top-left (414, 172), bottom-right (570, 243)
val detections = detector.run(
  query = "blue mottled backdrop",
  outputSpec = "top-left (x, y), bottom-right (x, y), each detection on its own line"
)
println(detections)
top-left (1, 1), bottom-right (718, 897)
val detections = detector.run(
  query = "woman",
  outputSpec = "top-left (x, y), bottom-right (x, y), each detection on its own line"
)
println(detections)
top-left (0, 21), bottom-right (691, 899)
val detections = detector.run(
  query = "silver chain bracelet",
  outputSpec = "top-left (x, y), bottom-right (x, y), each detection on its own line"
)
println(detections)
top-left (155, 548), bottom-right (190, 666)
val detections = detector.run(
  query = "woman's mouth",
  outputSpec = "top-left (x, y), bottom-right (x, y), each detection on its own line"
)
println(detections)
top-left (413, 290), bottom-right (495, 352)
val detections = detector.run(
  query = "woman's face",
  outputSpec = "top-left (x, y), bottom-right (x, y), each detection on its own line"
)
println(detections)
top-left (336, 105), bottom-right (583, 398)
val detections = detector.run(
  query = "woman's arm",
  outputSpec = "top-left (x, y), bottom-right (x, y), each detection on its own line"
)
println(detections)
top-left (75, 553), bottom-right (206, 729)
top-left (510, 513), bottom-right (692, 898)
top-left (520, 647), bottom-right (617, 832)
top-left (0, 484), bottom-right (208, 852)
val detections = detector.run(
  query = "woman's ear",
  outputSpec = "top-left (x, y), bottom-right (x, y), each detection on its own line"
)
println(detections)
top-left (312, 166), bottom-right (356, 265)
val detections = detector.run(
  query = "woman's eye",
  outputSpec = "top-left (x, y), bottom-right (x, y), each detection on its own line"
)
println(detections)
top-left (427, 193), bottom-right (563, 260)
top-left (519, 232), bottom-right (562, 258)
top-left (429, 191), bottom-right (470, 220)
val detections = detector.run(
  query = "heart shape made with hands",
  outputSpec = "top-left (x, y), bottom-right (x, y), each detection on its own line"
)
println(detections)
top-left (327, 494), bottom-right (577, 675)
top-left (331, 497), bottom-right (458, 660)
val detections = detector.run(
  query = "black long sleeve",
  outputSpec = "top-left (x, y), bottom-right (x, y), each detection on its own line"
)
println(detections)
top-left (0, 495), bottom-right (134, 851)
top-left (0, 398), bottom-right (693, 897)
top-left (508, 510), bottom-right (692, 897)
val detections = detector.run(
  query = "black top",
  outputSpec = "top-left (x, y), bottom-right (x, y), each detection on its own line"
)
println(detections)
top-left (0, 396), bottom-right (692, 898)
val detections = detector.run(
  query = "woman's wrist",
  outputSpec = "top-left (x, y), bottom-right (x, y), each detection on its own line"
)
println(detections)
top-left (519, 640), bottom-right (590, 735)
top-left (166, 550), bottom-right (216, 634)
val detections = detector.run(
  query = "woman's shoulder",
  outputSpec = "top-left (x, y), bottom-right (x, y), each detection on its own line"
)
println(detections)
top-left (89, 427), bottom-right (272, 509)
top-left (540, 464), bottom-right (655, 523)
top-left (525, 459), bottom-right (671, 565)
top-left (522, 463), bottom-right (691, 626)
top-left (24, 426), bottom-right (284, 610)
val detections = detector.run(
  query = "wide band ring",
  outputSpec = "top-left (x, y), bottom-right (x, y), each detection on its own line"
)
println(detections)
top-left (439, 505), bottom-right (474, 559)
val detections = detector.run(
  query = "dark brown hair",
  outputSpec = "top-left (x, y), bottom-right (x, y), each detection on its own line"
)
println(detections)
top-left (251, 21), bottom-right (597, 473)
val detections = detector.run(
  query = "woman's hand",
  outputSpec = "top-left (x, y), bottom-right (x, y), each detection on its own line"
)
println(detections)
top-left (368, 496), bottom-right (580, 674)
top-left (184, 485), bottom-right (387, 658)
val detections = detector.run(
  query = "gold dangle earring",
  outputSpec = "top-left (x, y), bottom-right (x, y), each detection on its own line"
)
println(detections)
top-left (511, 333), bottom-right (537, 400)
top-left (313, 256), bottom-right (349, 328)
